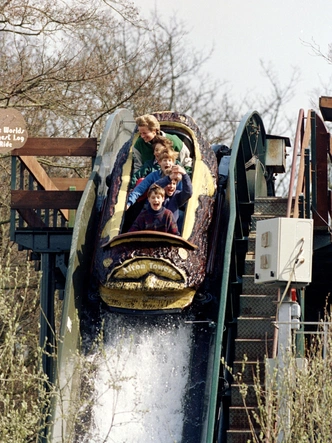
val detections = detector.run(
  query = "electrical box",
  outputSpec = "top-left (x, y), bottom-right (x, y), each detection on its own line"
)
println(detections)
top-left (265, 138), bottom-right (286, 173)
top-left (254, 217), bottom-right (313, 287)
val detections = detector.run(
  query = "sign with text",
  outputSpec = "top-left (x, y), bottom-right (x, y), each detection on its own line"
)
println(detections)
top-left (0, 108), bottom-right (28, 153)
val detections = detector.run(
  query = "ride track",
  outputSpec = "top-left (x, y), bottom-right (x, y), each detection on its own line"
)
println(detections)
top-left (49, 106), bottom-right (331, 442)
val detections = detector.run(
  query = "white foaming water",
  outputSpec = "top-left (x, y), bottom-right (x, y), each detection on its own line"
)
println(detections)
top-left (84, 313), bottom-right (193, 443)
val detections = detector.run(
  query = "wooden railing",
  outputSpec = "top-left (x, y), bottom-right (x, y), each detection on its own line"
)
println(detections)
top-left (287, 108), bottom-right (332, 226)
top-left (10, 137), bottom-right (97, 230)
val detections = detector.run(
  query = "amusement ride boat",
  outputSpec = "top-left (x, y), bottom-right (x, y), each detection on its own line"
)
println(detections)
top-left (92, 111), bottom-right (218, 313)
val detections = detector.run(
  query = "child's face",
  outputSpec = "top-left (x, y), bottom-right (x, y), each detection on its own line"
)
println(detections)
top-left (153, 143), bottom-right (163, 161)
top-left (165, 179), bottom-right (178, 197)
top-left (159, 156), bottom-right (174, 175)
top-left (138, 126), bottom-right (156, 143)
top-left (148, 191), bottom-right (164, 211)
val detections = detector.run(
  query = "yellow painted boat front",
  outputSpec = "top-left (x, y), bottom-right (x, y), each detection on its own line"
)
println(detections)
top-left (100, 286), bottom-right (195, 311)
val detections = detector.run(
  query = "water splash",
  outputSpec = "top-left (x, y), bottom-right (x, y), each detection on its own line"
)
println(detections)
top-left (81, 313), bottom-right (193, 443)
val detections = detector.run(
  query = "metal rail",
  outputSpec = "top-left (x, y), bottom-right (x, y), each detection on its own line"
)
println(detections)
top-left (205, 111), bottom-right (267, 442)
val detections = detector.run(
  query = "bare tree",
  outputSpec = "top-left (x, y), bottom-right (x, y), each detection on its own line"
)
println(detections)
top-left (0, 0), bottom-right (141, 36)
top-left (242, 60), bottom-right (300, 135)
top-left (1, 2), bottom-right (247, 142)
top-left (0, 1), bottom-right (146, 135)
top-left (1, 1), bottom-right (297, 143)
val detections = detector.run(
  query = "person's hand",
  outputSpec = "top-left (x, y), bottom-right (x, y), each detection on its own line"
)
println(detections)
top-left (170, 172), bottom-right (182, 181)
top-left (171, 164), bottom-right (186, 175)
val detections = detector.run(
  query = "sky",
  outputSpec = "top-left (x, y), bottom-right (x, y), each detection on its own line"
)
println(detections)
top-left (137, 0), bottom-right (332, 128)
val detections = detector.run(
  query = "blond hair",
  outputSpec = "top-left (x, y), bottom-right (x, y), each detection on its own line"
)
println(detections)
top-left (158, 147), bottom-right (179, 163)
top-left (136, 114), bottom-right (160, 132)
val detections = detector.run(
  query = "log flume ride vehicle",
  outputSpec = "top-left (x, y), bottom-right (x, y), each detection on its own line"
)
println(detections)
top-left (92, 111), bottom-right (218, 313)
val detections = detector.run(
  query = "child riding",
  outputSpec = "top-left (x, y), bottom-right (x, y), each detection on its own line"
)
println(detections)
top-left (128, 184), bottom-right (179, 235)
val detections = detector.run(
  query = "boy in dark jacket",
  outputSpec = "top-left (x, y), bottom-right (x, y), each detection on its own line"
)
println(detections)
top-left (128, 184), bottom-right (179, 235)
